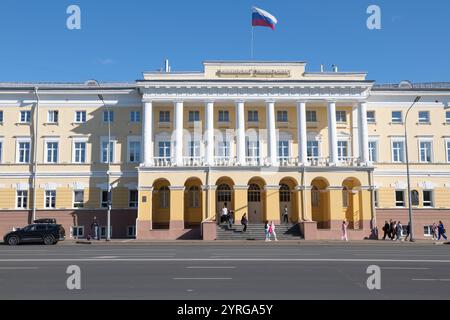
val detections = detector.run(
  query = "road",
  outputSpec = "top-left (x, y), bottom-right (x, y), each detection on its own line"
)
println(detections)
top-left (0, 243), bottom-right (449, 300)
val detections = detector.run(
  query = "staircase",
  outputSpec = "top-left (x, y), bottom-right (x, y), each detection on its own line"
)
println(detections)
top-left (216, 223), bottom-right (303, 241)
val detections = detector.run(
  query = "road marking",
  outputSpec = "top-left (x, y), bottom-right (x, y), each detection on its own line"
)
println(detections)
top-left (186, 266), bottom-right (236, 269)
top-left (174, 278), bottom-right (232, 280)
top-left (0, 267), bottom-right (40, 270)
top-left (382, 267), bottom-right (430, 270)
top-left (412, 279), bottom-right (450, 282)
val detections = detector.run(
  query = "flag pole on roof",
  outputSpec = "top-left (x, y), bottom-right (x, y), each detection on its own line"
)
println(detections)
top-left (251, 6), bottom-right (278, 60)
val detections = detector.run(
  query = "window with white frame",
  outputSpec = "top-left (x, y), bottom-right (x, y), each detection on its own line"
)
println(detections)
top-left (367, 111), bottom-right (376, 124)
top-left (45, 190), bottom-right (56, 209)
top-left (47, 111), bottom-right (59, 124)
top-left (337, 141), bottom-right (349, 161)
top-left (277, 111), bottom-right (288, 122)
top-left (127, 226), bottom-right (136, 238)
top-left (17, 190), bottom-right (28, 209)
top-left (336, 111), bottom-right (347, 123)
top-left (446, 111), bottom-right (450, 124)
top-left (306, 111), bottom-right (317, 123)
top-left (307, 141), bottom-right (319, 160)
top-left (159, 186), bottom-right (170, 209)
top-left (128, 139), bottom-right (141, 163)
top-left (418, 111), bottom-right (430, 124)
top-left (423, 190), bottom-right (433, 207)
top-left (424, 225), bottom-right (433, 237)
top-left (101, 138), bottom-right (115, 163)
top-left (218, 110), bottom-right (229, 123)
top-left (17, 140), bottom-right (31, 164)
top-left (130, 111), bottom-right (141, 123)
top-left (100, 226), bottom-right (112, 239)
top-left (73, 141), bottom-right (87, 164)
top-left (248, 110), bottom-right (259, 122)
top-left (246, 140), bottom-right (260, 159)
top-left (217, 141), bottom-right (231, 158)
top-left (71, 226), bottom-right (84, 238)
top-left (159, 111), bottom-right (170, 123)
top-left (188, 111), bottom-right (200, 122)
top-left (188, 141), bottom-right (201, 158)
top-left (188, 186), bottom-right (200, 208)
top-left (0, 110), bottom-right (3, 123)
top-left (392, 140), bottom-right (405, 163)
top-left (158, 141), bottom-right (171, 159)
top-left (101, 190), bottom-right (111, 208)
top-left (45, 141), bottom-right (59, 164)
top-left (75, 111), bottom-right (87, 123)
top-left (73, 190), bottom-right (84, 208)
top-left (419, 141), bottom-right (433, 163)
top-left (278, 140), bottom-right (290, 160)
top-left (20, 111), bottom-right (31, 123)
top-left (368, 141), bottom-right (378, 163)
top-left (129, 190), bottom-right (138, 208)
top-left (103, 110), bottom-right (114, 123)
top-left (392, 111), bottom-right (403, 124)
top-left (395, 190), bottom-right (405, 207)
top-left (447, 140), bottom-right (450, 163)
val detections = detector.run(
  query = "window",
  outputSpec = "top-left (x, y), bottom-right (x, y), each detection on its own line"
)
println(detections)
top-left (17, 141), bottom-right (31, 164)
top-left (278, 141), bottom-right (290, 160)
top-left (158, 141), bottom-right (171, 159)
top-left (280, 184), bottom-right (291, 202)
top-left (188, 141), bottom-right (201, 158)
top-left (47, 111), bottom-right (59, 124)
top-left (159, 111), bottom-right (170, 123)
top-left (246, 140), bottom-right (260, 159)
top-left (46, 142), bottom-right (59, 164)
top-left (217, 184), bottom-right (232, 203)
top-left (103, 110), bottom-right (114, 123)
top-left (424, 225), bottom-right (433, 237)
top-left (129, 190), bottom-right (138, 208)
top-left (128, 140), bottom-right (141, 163)
top-left (446, 111), bottom-right (450, 124)
top-left (0, 141), bottom-right (3, 163)
top-left (368, 141), bottom-right (378, 163)
top-left (17, 191), bottom-right (28, 209)
top-left (447, 141), bottom-right (450, 163)
top-left (248, 111), bottom-right (259, 122)
top-left (336, 111), bottom-right (347, 123)
top-left (159, 186), bottom-right (170, 209)
top-left (45, 191), bottom-right (56, 209)
top-left (392, 111), bottom-right (403, 124)
top-left (342, 187), bottom-right (349, 208)
top-left (395, 191), bottom-right (405, 207)
top-left (277, 111), bottom-right (288, 122)
top-left (127, 226), bottom-right (136, 238)
top-left (217, 141), bottom-right (231, 158)
top-left (188, 186), bottom-right (200, 208)
top-left (74, 142), bottom-right (86, 163)
top-left (0, 110), bottom-right (3, 123)
top-left (311, 186), bottom-right (320, 208)
top-left (101, 190), bottom-right (111, 208)
top-left (130, 111), bottom-right (141, 123)
top-left (75, 111), bottom-right (86, 123)
top-left (100, 226), bottom-right (112, 239)
top-left (188, 111), bottom-right (200, 122)
top-left (20, 111), bottom-right (31, 123)
top-left (218, 110), bottom-right (229, 123)
top-left (419, 141), bottom-right (432, 163)
top-left (392, 141), bottom-right (405, 163)
top-left (423, 191), bottom-right (433, 207)
top-left (411, 190), bottom-right (419, 206)
top-left (306, 111), bottom-right (317, 123)
top-left (418, 111), bottom-right (430, 124)
top-left (337, 141), bottom-right (349, 161)
top-left (73, 191), bottom-right (84, 208)
top-left (71, 226), bottom-right (84, 238)
top-left (101, 140), bottom-right (114, 163)
top-left (248, 184), bottom-right (261, 202)
top-left (367, 111), bottom-right (376, 124)
top-left (307, 141), bottom-right (319, 160)
top-left (374, 190), bottom-right (379, 208)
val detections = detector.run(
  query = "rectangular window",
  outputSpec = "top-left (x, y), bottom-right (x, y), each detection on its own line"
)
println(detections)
top-left (419, 141), bottom-right (432, 163)
top-left (277, 111), bottom-right (288, 122)
top-left (101, 190), bottom-right (110, 208)
top-left (20, 111), bottom-right (31, 123)
top-left (127, 226), bottom-right (136, 238)
top-left (217, 141), bottom-right (230, 158)
top-left (307, 141), bottom-right (319, 160)
top-left (374, 190), bottom-right (379, 208)
top-left (336, 111), bottom-right (347, 123)
top-left (392, 111), bottom-right (403, 124)
top-left (159, 111), bottom-right (170, 123)
top-left (248, 111), bottom-right (259, 122)
top-left (337, 141), bottom-right (349, 161)
top-left (73, 191), bottom-right (84, 208)
top-left (306, 111), bottom-right (317, 123)
top-left (101, 226), bottom-right (112, 239)
top-left (71, 226), bottom-right (84, 238)
top-left (188, 111), bottom-right (200, 122)
top-left (367, 111), bottom-right (376, 124)
top-left (47, 111), bottom-right (59, 124)
top-left (395, 191), bottom-right (405, 207)
top-left (101, 140), bottom-right (114, 163)
top-left (392, 141), bottom-right (405, 163)
top-left (129, 190), bottom-right (138, 208)
top-left (447, 141), bottom-right (450, 163)
top-left (17, 141), bottom-right (31, 164)
top-left (130, 111), bottom-right (141, 123)
top-left (418, 111), bottom-right (430, 124)
top-left (158, 141), bottom-right (171, 159)
top-left (446, 111), bottom-right (450, 124)
top-left (128, 141), bottom-right (141, 163)
top-left (246, 140), bottom-right (260, 158)
top-left (74, 142), bottom-right (86, 163)
top-left (368, 141), bottom-right (378, 163)
top-left (45, 191), bottom-right (56, 209)
top-left (17, 191), bottom-right (28, 209)
top-left (189, 141), bottom-right (201, 158)
top-left (0, 141), bottom-right (3, 163)
top-left (423, 191), bottom-right (433, 207)
top-left (46, 142), bottom-right (59, 164)
top-left (278, 141), bottom-right (289, 159)
top-left (424, 226), bottom-right (433, 237)
top-left (0, 110), bottom-right (4, 123)
top-left (103, 110), bottom-right (114, 123)
top-left (218, 110), bottom-right (229, 123)
top-left (75, 111), bottom-right (87, 123)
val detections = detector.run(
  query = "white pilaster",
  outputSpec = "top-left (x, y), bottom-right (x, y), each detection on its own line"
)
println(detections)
top-left (352, 106), bottom-right (360, 160)
top-left (327, 101), bottom-right (339, 165)
top-left (236, 100), bottom-right (246, 166)
top-left (143, 101), bottom-right (153, 166)
top-left (358, 102), bottom-right (370, 164)
top-left (297, 101), bottom-right (308, 165)
top-left (205, 100), bottom-right (215, 166)
top-left (174, 100), bottom-right (184, 166)
top-left (266, 100), bottom-right (278, 166)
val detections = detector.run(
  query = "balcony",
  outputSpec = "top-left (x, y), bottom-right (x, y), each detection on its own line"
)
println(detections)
top-left (278, 157), bottom-right (300, 167)
top-left (214, 156), bottom-right (237, 167)
top-left (183, 157), bottom-right (204, 167)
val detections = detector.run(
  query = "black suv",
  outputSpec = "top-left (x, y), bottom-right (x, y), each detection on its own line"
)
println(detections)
top-left (3, 222), bottom-right (66, 246)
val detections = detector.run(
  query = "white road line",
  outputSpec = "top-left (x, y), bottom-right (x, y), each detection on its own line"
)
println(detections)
top-left (382, 267), bottom-right (430, 270)
top-left (412, 279), bottom-right (450, 282)
top-left (186, 266), bottom-right (236, 269)
top-left (174, 278), bottom-right (232, 280)
top-left (0, 267), bottom-right (40, 270)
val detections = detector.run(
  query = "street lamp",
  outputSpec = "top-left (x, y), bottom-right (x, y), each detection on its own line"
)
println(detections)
top-left (404, 96), bottom-right (421, 242)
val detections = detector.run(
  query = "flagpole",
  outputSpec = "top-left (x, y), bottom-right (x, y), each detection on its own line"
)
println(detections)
top-left (251, 26), bottom-right (254, 60)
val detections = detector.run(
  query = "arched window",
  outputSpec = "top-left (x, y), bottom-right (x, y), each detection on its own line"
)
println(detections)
top-left (311, 186), bottom-right (320, 208)
top-left (158, 186), bottom-right (170, 209)
top-left (217, 184), bottom-right (232, 203)
top-left (188, 186), bottom-right (200, 208)
top-left (248, 184), bottom-right (261, 202)
top-left (280, 184), bottom-right (291, 202)
top-left (342, 187), bottom-right (349, 208)
top-left (411, 190), bottom-right (420, 206)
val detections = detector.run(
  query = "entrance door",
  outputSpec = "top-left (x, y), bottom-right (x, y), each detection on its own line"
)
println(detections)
top-left (248, 184), bottom-right (263, 223)
top-left (279, 184), bottom-right (292, 223)
top-left (216, 184), bottom-right (232, 222)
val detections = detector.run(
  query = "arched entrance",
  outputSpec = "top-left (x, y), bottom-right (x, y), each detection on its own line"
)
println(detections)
top-left (342, 178), bottom-right (362, 230)
top-left (152, 179), bottom-right (171, 229)
top-left (248, 178), bottom-right (266, 223)
top-left (311, 177), bottom-right (330, 229)
top-left (184, 178), bottom-right (203, 228)
top-left (216, 177), bottom-right (234, 223)
top-left (279, 178), bottom-right (299, 224)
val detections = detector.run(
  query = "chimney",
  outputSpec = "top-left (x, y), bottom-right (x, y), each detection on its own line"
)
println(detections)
top-left (165, 59), bottom-right (170, 73)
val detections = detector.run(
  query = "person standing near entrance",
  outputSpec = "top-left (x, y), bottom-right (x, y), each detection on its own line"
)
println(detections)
top-left (341, 220), bottom-right (349, 242)
top-left (91, 217), bottom-right (100, 241)
top-left (221, 203), bottom-right (229, 225)
top-left (282, 206), bottom-right (289, 224)
top-left (264, 221), bottom-right (270, 242)
top-left (241, 214), bottom-right (248, 233)
top-left (269, 221), bottom-right (278, 241)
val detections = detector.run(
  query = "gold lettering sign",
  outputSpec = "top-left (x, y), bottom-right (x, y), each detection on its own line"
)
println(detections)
top-left (216, 69), bottom-right (291, 78)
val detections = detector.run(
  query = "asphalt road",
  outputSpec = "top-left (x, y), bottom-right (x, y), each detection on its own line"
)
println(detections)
top-left (0, 243), bottom-right (449, 300)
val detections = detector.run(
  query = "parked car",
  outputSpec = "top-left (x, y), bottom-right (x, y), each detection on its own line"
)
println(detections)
top-left (3, 223), bottom-right (66, 246)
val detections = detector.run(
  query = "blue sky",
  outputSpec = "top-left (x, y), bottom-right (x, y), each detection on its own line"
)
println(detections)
top-left (0, 0), bottom-right (449, 83)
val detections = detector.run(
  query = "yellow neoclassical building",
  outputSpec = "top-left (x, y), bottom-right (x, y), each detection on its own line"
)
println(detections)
top-left (0, 61), bottom-right (449, 240)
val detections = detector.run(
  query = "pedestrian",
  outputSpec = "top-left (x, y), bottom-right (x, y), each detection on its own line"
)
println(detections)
top-left (382, 220), bottom-right (390, 240)
top-left (282, 206), bottom-right (289, 224)
top-left (391, 221), bottom-right (397, 240)
top-left (241, 214), bottom-right (248, 233)
top-left (432, 223), bottom-right (438, 241)
top-left (438, 221), bottom-right (448, 241)
top-left (404, 222), bottom-right (411, 241)
top-left (389, 220), bottom-right (395, 240)
top-left (91, 217), bottom-right (100, 240)
top-left (228, 210), bottom-right (234, 229)
top-left (221, 203), bottom-right (229, 225)
top-left (270, 221), bottom-right (278, 241)
top-left (341, 220), bottom-right (349, 242)
top-left (264, 221), bottom-right (271, 242)
top-left (397, 221), bottom-right (403, 241)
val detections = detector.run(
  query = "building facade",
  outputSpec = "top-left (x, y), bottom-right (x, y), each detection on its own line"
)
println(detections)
top-left (0, 61), bottom-right (449, 240)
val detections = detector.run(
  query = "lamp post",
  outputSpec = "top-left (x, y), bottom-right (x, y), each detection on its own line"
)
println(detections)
top-left (404, 96), bottom-right (421, 242)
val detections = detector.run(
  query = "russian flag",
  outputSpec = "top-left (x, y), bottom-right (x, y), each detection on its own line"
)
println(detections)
top-left (252, 7), bottom-right (278, 30)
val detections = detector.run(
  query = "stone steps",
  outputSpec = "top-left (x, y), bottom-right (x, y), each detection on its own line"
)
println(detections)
top-left (216, 224), bottom-right (303, 240)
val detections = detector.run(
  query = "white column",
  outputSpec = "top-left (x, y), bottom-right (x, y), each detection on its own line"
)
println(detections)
top-left (236, 100), bottom-right (246, 166)
top-left (297, 101), bottom-right (308, 165)
top-left (143, 101), bottom-right (153, 166)
top-left (352, 106), bottom-right (360, 160)
top-left (358, 102), bottom-right (370, 164)
top-left (174, 100), bottom-right (184, 166)
top-left (266, 100), bottom-right (278, 166)
top-left (205, 100), bottom-right (215, 166)
top-left (327, 101), bottom-right (339, 165)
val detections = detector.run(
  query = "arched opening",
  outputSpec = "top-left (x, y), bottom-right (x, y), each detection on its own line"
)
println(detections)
top-left (342, 178), bottom-right (363, 230)
top-left (152, 179), bottom-right (171, 229)
top-left (248, 177), bottom-right (266, 223)
top-left (411, 190), bottom-right (420, 207)
top-left (216, 177), bottom-right (235, 223)
top-left (184, 178), bottom-right (203, 228)
top-left (279, 177), bottom-right (299, 224)
top-left (311, 178), bottom-right (330, 229)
